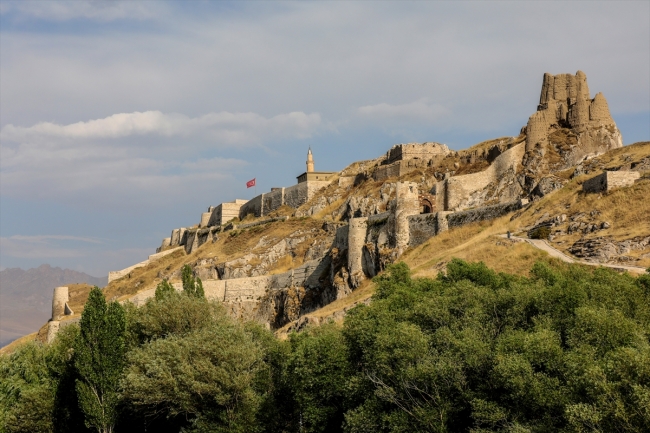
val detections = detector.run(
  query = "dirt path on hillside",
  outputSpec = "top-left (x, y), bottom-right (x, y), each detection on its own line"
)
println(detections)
top-left (502, 234), bottom-right (647, 274)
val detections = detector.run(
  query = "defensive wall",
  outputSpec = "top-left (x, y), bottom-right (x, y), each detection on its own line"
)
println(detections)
top-left (406, 200), bottom-right (526, 248)
top-left (385, 142), bottom-right (450, 164)
top-left (582, 170), bottom-right (640, 193)
top-left (373, 142), bottom-right (451, 182)
top-left (207, 200), bottom-right (248, 227)
top-left (436, 142), bottom-right (526, 211)
top-left (108, 247), bottom-right (184, 283)
top-left (239, 180), bottom-right (332, 219)
top-left (124, 258), bottom-right (328, 307)
top-left (50, 184), bottom-right (530, 342)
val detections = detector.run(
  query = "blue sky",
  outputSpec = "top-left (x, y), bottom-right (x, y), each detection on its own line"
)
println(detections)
top-left (1, 1), bottom-right (649, 277)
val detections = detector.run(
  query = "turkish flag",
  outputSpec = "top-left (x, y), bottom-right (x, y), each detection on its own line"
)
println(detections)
top-left (246, 178), bottom-right (256, 188)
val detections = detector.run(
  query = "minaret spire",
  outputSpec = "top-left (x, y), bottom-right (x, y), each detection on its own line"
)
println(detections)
top-left (306, 147), bottom-right (314, 173)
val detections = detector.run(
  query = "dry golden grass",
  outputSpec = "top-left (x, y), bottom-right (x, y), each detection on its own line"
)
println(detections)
top-left (508, 170), bottom-right (650, 267)
top-left (97, 218), bottom-right (329, 306)
top-left (0, 332), bottom-right (38, 355)
top-left (402, 215), bottom-right (551, 279)
top-left (268, 254), bottom-right (295, 274)
top-left (40, 141), bottom-right (650, 336)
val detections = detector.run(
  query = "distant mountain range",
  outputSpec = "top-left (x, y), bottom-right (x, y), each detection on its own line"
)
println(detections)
top-left (0, 265), bottom-right (106, 347)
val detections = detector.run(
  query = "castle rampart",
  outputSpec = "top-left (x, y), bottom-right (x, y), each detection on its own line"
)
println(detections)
top-left (347, 217), bottom-right (368, 288)
top-left (436, 142), bottom-right (525, 211)
top-left (394, 182), bottom-right (419, 252)
top-left (108, 247), bottom-right (184, 283)
top-left (582, 171), bottom-right (640, 193)
top-left (52, 286), bottom-right (69, 321)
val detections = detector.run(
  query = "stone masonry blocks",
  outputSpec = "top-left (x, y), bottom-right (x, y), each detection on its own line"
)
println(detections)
top-left (52, 286), bottom-right (68, 321)
top-left (348, 217), bottom-right (368, 289)
top-left (527, 71), bottom-right (617, 152)
top-left (582, 171), bottom-right (640, 193)
top-left (394, 181), bottom-right (419, 251)
top-left (436, 143), bottom-right (525, 212)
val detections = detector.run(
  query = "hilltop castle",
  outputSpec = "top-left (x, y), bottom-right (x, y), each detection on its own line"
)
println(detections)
top-left (146, 70), bottom-right (623, 262)
top-left (47, 71), bottom-right (633, 341)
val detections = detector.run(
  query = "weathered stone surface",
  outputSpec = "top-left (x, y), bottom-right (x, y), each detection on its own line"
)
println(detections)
top-left (347, 217), bottom-right (368, 288)
top-left (199, 211), bottom-right (211, 228)
top-left (532, 176), bottom-right (566, 198)
top-left (526, 71), bottom-right (621, 154)
top-left (447, 200), bottom-right (523, 228)
top-left (436, 143), bottom-right (525, 211)
top-left (208, 200), bottom-right (247, 226)
top-left (394, 182), bottom-right (419, 252)
top-left (569, 236), bottom-right (650, 263)
top-left (52, 286), bottom-right (68, 321)
top-left (407, 214), bottom-right (439, 247)
top-left (582, 170), bottom-right (641, 193)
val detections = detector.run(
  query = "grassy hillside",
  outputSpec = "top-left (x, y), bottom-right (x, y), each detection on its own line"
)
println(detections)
top-left (7, 142), bottom-right (648, 348)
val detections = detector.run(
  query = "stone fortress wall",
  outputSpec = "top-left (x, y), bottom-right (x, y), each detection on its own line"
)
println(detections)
top-left (108, 247), bottom-right (184, 283)
top-left (236, 180), bottom-right (332, 219)
top-left (582, 170), bottom-right (641, 193)
top-left (46, 70), bottom-right (632, 343)
top-left (206, 200), bottom-right (249, 227)
top-left (374, 142), bottom-right (451, 181)
top-left (435, 142), bottom-right (526, 211)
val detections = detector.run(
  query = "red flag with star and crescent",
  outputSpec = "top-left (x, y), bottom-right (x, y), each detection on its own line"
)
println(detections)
top-left (246, 178), bottom-right (256, 188)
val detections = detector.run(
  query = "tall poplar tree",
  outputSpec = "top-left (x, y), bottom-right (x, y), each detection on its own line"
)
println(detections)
top-left (74, 287), bottom-right (126, 433)
top-left (181, 264), bottom-right (205, 298)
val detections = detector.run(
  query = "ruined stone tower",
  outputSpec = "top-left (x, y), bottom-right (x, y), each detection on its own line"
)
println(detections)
top-left (394, 182), bottom-right (419, 253)
top-left (306, 147), bottom-right (314, 173)
top-left (525, 71), bottom-right (622, 161)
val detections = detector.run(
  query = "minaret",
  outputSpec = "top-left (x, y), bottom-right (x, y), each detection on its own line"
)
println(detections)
top-left (306, 147), bottom-right (314, 173)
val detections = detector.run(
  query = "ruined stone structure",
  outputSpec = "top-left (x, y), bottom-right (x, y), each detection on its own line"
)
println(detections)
top-left (207, 199), bottom-right (248, 226)
top-left (394, 182), bottom-right (420, 252)
top-left (43, 70), bottom-right (639, 344)
top-left (435, 142), bottom-right (526, 211)
top-left (374, 142), bottom-right (451, 181)
top-left (108, 247), bottom-right (184, 283)
top-left (347, 217), bottom-right (368, 288)
top-left (526, 71), bottom-right (622, 161)
top-left (47, 286), bottom-right (74, 343)
top-left (583, 170), bottom-right (640, 193)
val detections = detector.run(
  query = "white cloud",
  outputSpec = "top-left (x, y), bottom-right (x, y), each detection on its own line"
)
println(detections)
top-left (0, 110), bottom-right (322, 146)
top-left (357, 99), bottom-right (449, 123)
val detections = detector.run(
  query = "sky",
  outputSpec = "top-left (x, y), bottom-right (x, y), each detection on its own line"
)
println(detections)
top-left (1, 1), bottom-right (649, 277)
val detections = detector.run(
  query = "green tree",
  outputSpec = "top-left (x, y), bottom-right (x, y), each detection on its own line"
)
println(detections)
top-left (287, 323), bottom-right (351, 433)
top-left (154, 279), bottom-right (176, 301)
top-left (339, 260), bottom-right (650, 432)
top-left (121, 317), bottom-right (264, 432)
top-left (181, 264), bottom-right (205, 298)
top-left (0, 342), bottom-right (55, 433)
top-left (74, 287), bottom-right (126, 433)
